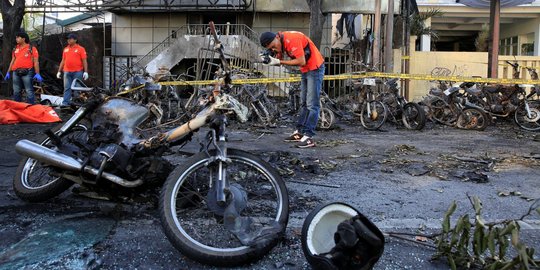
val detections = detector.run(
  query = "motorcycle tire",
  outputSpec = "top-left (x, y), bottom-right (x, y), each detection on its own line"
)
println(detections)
top-left (360, 101), bottom-right (387, 130)
top-left (160, 148), bottom-right (289, 266)
top-left (402, 102), bottom-right (426, 130)
top-left (514, 101), bottom-right (540, 131)
top-left (318, 107), bottom-right (335, 130)
top-left (429, 97), bottom-right (455, 125)
top-left (456, 108), bottom-right (488, 131)
top-left (13, 123), bottom-right (88, 202)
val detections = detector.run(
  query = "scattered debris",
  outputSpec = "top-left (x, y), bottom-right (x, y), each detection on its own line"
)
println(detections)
top-left (462, 171), bottom-right (489, 183)
top-left (405, 163), bottom-right (431, 176)
top-left (451, 154), bottom-right (491, 164)
top-left (317, 139), bottom-right (353, 147)
top-left (415, 236), bottom-right (429, 242)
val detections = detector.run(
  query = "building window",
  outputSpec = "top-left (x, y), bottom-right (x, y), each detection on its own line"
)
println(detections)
top-left (521, 43), bottom-right (534, 56)
top-left (500, 36), bottom-right (518, 56)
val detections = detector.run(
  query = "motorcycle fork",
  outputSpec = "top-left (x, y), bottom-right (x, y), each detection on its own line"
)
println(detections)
top-left (207, 115), bottom-right (229, 206)
top-left (366, 88), bottom-right (373, 116)
top-left (57, 107), bottom-right (90, 136)
top-left (523, 100), bottom-right (533, 119)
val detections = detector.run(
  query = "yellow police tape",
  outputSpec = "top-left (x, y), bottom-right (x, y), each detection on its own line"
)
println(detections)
top-left (116, 84), bottom-right (145, 96)
top-left (156, 71), bottom-right (540, 87)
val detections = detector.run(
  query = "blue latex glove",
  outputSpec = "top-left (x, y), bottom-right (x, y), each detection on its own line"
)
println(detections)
top-left (33, 73), bottom-right (43, 82)
top-left (4, 72), bottom-right (10, 80)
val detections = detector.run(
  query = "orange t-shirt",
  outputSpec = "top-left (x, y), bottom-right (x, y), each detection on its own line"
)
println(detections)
top-left (11, 44), bottom-right (39, 70)
top-left (279, 31), bottom-right (324, 73)
top-left (62, 44), bottom-right (87, 72)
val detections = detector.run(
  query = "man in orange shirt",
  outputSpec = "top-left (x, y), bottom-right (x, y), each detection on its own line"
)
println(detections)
top-left (260, 31), bottom-right (325, 148)
top-left (3, 32), bottom-right (43, 104)
top-left (57, 33), bottom-right (88, 107)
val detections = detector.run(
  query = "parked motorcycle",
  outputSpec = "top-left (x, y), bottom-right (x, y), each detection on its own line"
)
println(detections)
top-left (424, 84), bottom-right (489, 130)
top-left (463, 62), bottom-right (540, 131)
top-left (378, 78), bottom-right (426, 130)
top-left (13, 22), bottom-right (289, 267)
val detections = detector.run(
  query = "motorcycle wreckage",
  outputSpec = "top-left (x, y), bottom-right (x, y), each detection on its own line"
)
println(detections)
top-left (12, 22), bottom-right (289, 267)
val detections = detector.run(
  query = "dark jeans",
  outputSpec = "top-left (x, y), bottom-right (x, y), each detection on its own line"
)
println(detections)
top-left (62, 71), bottom-right (83, 106)
top-left (12, 70), bottom-right (36, 104)
top-left (296, 65), bottom-right (325, 137)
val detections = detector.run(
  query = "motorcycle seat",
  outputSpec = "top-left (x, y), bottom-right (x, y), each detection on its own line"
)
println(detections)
top-left (483, 86), bottom-right (500, 94)
top-left (466, 87), bottom-right (481, 95)
top-left (429, 88), bottom-right (444, 96)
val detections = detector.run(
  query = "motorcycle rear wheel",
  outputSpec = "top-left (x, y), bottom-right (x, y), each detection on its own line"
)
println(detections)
top-left (160, 149), bottom-right (289, 266)
top-left (13, 124), bottom-right (88, 202)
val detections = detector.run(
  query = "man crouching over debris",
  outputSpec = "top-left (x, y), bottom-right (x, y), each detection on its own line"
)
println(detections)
top-left (259, 31), bottom-right (325, 148)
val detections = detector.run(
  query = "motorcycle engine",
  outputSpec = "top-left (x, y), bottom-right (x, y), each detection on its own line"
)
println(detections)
top-left (490, 104), bottom-right (504, 113)
top-left (505, 103), bottom-right (517, 113)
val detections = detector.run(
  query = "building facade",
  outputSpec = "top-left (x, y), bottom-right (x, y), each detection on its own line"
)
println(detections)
top-left (417, 0), bottom-right (540, 56)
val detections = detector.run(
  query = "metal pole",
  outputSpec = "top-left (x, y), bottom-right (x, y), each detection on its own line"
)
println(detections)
top-left (384, 0), bottom-right (394, 72)
top-left (488, 0), bottom-right (500, 78)
top-left (403, 0), bottom-right (411, 100)
top-left (373, 0), bottom-right (382, 69)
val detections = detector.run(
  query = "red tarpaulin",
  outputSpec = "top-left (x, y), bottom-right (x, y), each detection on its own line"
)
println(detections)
top-left (0, 100), bottom-right (62, 124)
top-left (457, 0), bottom-right (534, 8)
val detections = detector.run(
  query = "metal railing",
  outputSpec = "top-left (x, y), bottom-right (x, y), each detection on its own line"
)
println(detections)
top-left (133, 23), bottom-right (260, 70)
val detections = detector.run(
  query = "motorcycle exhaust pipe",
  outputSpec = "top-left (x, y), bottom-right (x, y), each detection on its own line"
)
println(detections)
top-left (16, 139), bottom-right (82, 171)
top-left (15, 140), bottom-right (142, 188)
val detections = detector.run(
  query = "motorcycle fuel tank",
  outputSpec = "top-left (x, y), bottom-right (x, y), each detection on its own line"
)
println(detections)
top-left (92, 98), bottom-right (149, 146)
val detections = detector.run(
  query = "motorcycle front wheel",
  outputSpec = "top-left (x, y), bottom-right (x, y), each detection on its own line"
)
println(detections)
top-left (318, 107), bottom-right (335, 130)
top-left (360, 101), bottom-right (387, 130)
top-left (13, 124), bottom-right (88, 202)
top-left (160, 149), bottom-right (289, 266)
top-left (514, 101), bottom-right (540, 131)
top-left (456, 108), bottom-right (489, 131)
top-left (402, 102), bottom-right (426, 130)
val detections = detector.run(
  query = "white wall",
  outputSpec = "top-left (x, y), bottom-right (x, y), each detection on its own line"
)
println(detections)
top-left (112, 13), bottom-right (187, 56)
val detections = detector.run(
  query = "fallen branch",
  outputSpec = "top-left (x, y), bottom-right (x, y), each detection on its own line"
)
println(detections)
top-left (287, 180), bottom-right (340, 188)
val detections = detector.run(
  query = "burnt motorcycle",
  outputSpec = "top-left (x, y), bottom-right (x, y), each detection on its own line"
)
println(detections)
top-left (378, 78), bottom-right (426, 130)
top-left (424, 84), bottom-right (489, 131)
top-left (463, 62), bottom-right (540, 131)
top-left (13, 22), bottom-right (289, 267)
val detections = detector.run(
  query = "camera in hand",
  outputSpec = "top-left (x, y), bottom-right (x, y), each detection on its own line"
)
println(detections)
top-left (260, 49), bottom-right (276, 64)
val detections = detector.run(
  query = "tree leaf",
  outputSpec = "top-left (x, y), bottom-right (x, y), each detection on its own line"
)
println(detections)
top-left (511, 227), bottom-right (519, 247)
top-left (448, 254), bottom-right (457, 270)
top-left (499, 234), bottom-right (509, 259)
top-left (488, 228), bottom-right (496, 258)
top-left (458, 215), bottom-right (471, 249)
top-left (443, 201), bottom-right (457, 233)
top-left (500, 222), bottom-right (515, 235)
top-left (519, 246), bottom-right (530, 270)
top-left (473, 226), bottom-right (484, 256)
top-left (473, 196), bottom-right (482, 215)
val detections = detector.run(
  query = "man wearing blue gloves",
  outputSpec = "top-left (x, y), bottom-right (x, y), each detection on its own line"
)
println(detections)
top-left (4, 32), bottom-right (42, 104)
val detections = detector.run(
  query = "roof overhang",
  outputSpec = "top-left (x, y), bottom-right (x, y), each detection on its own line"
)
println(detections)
top-left (457, 0), bottom-right (534, 8)
top-left (420, 4), bottom-right (540, 41)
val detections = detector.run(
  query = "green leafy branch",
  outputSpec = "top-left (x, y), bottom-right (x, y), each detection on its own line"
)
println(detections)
top-left (410, 8), bottom-right (442, 39)
top-left (433, 196), bottom-right (540, 270)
